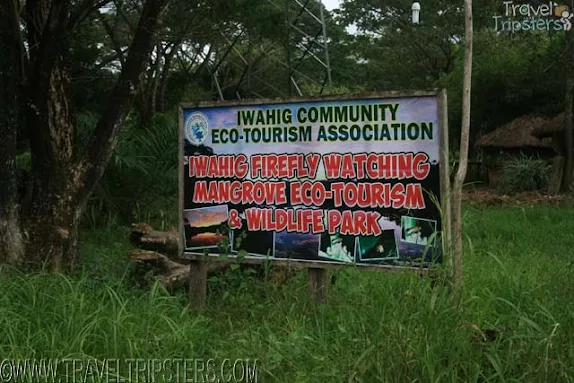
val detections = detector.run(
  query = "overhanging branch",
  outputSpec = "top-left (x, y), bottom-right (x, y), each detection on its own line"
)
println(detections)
top-left (76, 0), bottom-right (169, 203)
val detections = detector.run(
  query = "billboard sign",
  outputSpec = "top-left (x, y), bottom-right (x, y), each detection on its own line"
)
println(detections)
top-left (180, 92), bottom-right (446, 269)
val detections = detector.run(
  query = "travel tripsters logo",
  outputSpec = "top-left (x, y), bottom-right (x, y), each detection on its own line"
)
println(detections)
top-left (493, 1), bottom-right (573, 32)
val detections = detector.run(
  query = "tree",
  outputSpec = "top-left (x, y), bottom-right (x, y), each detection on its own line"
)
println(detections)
top-left (0, 0), bottom-right (26, 265)
top-left (451, 0), bottom-right (473, 290)
top-left (335, 0), bottom-right (467, 90)
top-left (564, 7), bottom-right (574, 191)
top-left (0, 0), bottom-right (169, 273)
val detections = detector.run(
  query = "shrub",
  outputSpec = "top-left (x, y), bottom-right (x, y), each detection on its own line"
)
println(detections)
top-left (81, 111), bottom-right (178, 227)
top-left (496, 155), bottom-right (551, 195)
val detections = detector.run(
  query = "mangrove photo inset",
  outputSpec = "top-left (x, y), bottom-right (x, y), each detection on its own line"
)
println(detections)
top-left (274, 231), bottom-right (320, 260)
top-left (183, 205), bottom-right (230, 250)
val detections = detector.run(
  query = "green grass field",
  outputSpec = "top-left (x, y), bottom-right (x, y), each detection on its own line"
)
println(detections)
top-left (2, 203), bottom-right (574, 382)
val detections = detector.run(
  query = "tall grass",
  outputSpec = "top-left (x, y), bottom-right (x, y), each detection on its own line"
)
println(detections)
top-left (1, 203), bottom-right (574, 382)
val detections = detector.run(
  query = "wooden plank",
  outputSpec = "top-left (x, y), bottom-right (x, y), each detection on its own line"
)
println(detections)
top-left (180, 252), bottom-right (437, 277)
top-left (178, 106), bottom-right (185, 257)
top-left (308, 268), bottom-right (328, 303)
top-left (548, 156), bottom-right (565, 196)
top-left (188, 259), bottom-right (208, 311)
top-left (438, 88), bottom-right (452, 273)
top-left (179, 90), bottom-right (441, 110)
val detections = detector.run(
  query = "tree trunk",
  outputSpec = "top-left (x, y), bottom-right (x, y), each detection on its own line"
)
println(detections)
top-left (0, 0), bottom-right (25, 265)
top-left (564, 79), bottom-right (573, 191)
top-left (452, 0), bottom-right (473, 290)
top-left (157, 42), bottom-right (180, 112)
top-left (23, 54), bottom-right (83, 272)
top-left (563, 22), bottom-right (574, 191)
top-left (0, 0), bottom-right (169, 273)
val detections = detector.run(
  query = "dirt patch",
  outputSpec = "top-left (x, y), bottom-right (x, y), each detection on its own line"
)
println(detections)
top-left (463, 188), bottom-right (571, 207)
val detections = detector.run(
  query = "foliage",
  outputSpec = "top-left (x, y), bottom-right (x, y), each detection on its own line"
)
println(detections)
top-left (442, 30), bottom-right (565, 149)
top-left (497, 156), bottom-right (552, 195)
top-left (82, 112), bottom-right (179, 227)
top-left (1, 204), bottom-right (574, 381)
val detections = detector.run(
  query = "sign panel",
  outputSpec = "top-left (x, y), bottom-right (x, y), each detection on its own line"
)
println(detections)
top-left (180, 93), bottom-right (445, 268)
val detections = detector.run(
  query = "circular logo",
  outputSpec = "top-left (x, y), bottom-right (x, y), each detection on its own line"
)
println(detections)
top-left (184, 113), bottom-right (209, 145)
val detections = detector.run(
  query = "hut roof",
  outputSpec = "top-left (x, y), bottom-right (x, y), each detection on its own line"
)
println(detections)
top-left (531, 112), bottom-right (564, 138)
top-left (477, 115), bottom-right (553, 149)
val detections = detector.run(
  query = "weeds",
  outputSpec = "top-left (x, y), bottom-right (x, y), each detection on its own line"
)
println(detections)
top-left (0, 204), bottom-right (573, 381)
top-left (497, 155), bottom-right (552, 195)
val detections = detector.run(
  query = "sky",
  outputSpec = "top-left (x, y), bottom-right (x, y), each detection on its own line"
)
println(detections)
top-left (321, 0), bottom-right (358, 34)
top-left (322, 0), bottom-right (340, 11)
top-left (183, 206), bottom-right (228, 227)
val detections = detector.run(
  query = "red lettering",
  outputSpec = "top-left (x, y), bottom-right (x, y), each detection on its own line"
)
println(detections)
top-left (189, 156), bottom-right (209, 177)
top-left (277, 154), bottom-right (289, 177)
top-left (306, 154), bottom-right (321, 179)
top-left (397, 154), bottom-right (410, 179)
top-left (235, 154), bottom-right (248, 178)
top-left (322, 154), bottom-right (342, 179)
top-left (230, 181), bottom-right (242, 204)
top-left (311, 210), bottom-right (324, 234)
top-left (245, 208), bottom-right (324, 233)
top-left (370, 183), bottom-right (385, 208)
top-left (290, 182), bottom-right (327, 207)
top-left (353, 154), bottom-right (367, 179)
top-left (413, 153), bottom-right (431, 180)
top-left (366, 212), bottom-right (382, 236)
top-left (390, 183), bottom-right (405, 209)
top-left (245, 208), bottom-right (262, 230)
top-left (192, 181), bottom-right (208, 203)
top-left (340, 154), bottom-right (355, 179)
top-left (287, 209), bottom-right (297, 232)
top-left (330, 183), bottom-right (345, 207)
top-left (366, 154), bottom-right (379, 178)
top-left (267, 154), bottom-right (278, 178)
top-left (275, 209), bottom-right (287, 231)
top-left (343, 183), bottom-right (357, 207)
top-left (340, 211), bottom-right (355, 235)
top-left (328, 210), bottom-right (342, 234)
top-left (330, 210), bottom-right (383, 236)
top-left (290, 182), bottom-right (303, 205)
top-left (251, 155), bottom-right (262, 178)
top-left (404, 184), bottom-right (426, 209)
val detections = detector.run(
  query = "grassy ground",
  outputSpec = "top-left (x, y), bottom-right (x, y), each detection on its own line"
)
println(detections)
top-left (1, 203), bottom-right (574, 382)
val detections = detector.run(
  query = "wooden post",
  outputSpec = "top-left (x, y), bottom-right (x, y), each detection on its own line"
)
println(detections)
top-left (188, 259), bottom-right (208, 310)
top-left (438, 89), bottom-right (452, 278)
top-left (308, 268), bottom-right (328, 303)
top-left (548, 156), bottom-right (565, 196)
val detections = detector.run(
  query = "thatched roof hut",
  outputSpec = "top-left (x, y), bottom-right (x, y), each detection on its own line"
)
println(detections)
top-left (477, 115), bottom-right (553, 150)
top-left (477, 115), bottom-right (556, 188)
top-left (531, 112), bottom-right (564, 139)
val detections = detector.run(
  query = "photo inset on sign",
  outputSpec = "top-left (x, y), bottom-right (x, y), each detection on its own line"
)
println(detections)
top-left (318, 231), bottom-right (355, 263)
top-left (401, 216), bottom-right (437, 246)
top-left (231, 228), bottom-right (274, 258)
top-left (358, 230), bottom-right (399, 262)
top-left (183, 205), bottom-right (230, 250)
top-left (274, 231), bottom-right (320, 260)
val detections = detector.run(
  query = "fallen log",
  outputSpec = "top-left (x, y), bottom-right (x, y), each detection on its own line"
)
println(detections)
top-left (129, 223), bottom-right (300, 290)
top-left (130, 223), bottom-right (180, 256)
top-left (129, 250), bottom-right (189, 290)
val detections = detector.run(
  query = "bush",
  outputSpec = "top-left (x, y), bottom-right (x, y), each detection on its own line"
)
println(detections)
top-left (80, 112), bottom-right (179, 228)
top-left (496, 155), bottom-right (552, 195)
